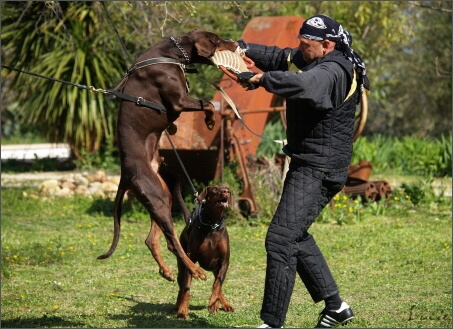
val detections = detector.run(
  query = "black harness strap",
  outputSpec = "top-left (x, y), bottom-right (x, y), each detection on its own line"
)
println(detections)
top-left (110, 57), bottom-right (195, 113)
top-left (110, 91), bottom-right (166, 112)
top-left (126, 57), bottom-right (183, 74)
top-left (188, 203), bottom-right (226, 231)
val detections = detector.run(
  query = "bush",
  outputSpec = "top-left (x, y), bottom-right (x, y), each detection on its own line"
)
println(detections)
top-left (351, 133), bottom-right (452, 177)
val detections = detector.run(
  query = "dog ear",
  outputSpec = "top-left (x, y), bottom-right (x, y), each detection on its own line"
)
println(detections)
top-left (194, 36), bottom-right (217, 58)
top-left (225, 186), bottom-right (234, 209)
top-left (196, 188), bottom-right (208, 204)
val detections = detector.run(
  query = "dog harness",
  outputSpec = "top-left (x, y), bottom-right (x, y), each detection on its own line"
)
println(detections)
top-left (188, 202), bottom-right (226, 231)
top-left (109, 37), bottom-right (197, 113)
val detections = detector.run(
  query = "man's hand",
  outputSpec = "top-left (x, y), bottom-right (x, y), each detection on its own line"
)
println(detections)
top-left (237, 72), bottom-right (263, 90)
top-left (248, 73), bottom-right (263, 84)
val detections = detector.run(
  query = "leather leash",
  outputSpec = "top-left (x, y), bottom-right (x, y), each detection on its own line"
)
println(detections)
top-left (205, 80), bottom-right (285, 144)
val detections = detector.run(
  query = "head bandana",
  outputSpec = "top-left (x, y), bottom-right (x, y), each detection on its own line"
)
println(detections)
top-left (299, 14), bottom-right (370, 90)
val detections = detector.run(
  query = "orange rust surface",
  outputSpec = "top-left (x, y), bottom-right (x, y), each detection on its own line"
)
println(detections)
top-left (159, 16), bottom-right (305, 154)
top-left (216, 16), bottom-right (305, 157)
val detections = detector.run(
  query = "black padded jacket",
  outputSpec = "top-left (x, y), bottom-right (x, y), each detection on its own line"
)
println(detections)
top-left (239, 41), bottom-right (359, 171)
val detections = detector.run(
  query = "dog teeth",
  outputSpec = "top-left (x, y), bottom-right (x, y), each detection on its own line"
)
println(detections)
top-left (215, 201), bottom-right (228, 207)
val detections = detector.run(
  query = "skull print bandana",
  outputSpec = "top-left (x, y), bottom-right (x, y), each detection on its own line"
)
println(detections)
top-left (299, 14), bottom-right (370, 90)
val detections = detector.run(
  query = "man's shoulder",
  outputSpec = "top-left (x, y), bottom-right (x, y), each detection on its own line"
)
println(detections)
top-left (318, 54), bottom-right (353, 79)
top-left (317, 61), bottom-right (349, 73)
top-left (322, 51), bottom-right (353, 69)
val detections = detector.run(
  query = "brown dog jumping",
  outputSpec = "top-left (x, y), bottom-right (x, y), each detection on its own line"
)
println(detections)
top-left (97, 30), bottom-right (238, 283)
top-left (173, 185), bottom-right (234, 319)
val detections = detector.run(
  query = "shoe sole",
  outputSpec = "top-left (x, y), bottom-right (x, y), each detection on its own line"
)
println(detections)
top-left (339, 315), bottom-right (354, 326)
top-left (318, 315), bottom-right (354, 328)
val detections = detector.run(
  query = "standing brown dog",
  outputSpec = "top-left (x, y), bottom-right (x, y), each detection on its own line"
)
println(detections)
top-left (97, 30), bottom-right (238, 283)
top-left (174, 185), bottom-right (234, 319)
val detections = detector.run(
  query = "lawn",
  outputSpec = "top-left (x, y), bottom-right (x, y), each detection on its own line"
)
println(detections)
top-left (1, 182), bottom-right (451, 328)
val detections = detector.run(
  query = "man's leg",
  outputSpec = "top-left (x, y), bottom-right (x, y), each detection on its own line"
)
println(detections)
top-left (295, 232), bottom-right (339, 303)
top-left (260, 164), bottom-right (329, 327)
top-left (295, 170), bottom-right (354, 328)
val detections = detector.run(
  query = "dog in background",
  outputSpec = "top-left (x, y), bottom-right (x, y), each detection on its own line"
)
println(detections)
top-left (173, 184), bottom-right (234, 319)
top-left (97, 30), bottom-right (239, 283)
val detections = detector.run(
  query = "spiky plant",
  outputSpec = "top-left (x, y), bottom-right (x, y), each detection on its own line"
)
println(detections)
top-left (2, 2), bottom-right (124, 156)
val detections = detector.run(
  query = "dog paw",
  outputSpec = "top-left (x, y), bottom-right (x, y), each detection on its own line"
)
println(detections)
top-left (191, 267), bottom-right (207, 280)
top-left (208, 304), bottom-right (220, 314)
top-left (159, 269), bottom-right (175, 282)
top-left (166, 123), bottom-right (177, 135)
top-left (204, 117), bottom-right (215, 130)
top-left (204, 106), bottom-right (216, 130)
top-left (222, 304), bottom-right (234, 313)
top-left (176, 308), bottom-right (189, 319)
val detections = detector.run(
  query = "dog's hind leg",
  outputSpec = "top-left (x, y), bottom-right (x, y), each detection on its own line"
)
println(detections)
top-left (151, 212), bottom-right (206, 281)
top-left (147, 220), bottom-right (175, 282)
top-left (132, 170), bottom-right (207, 281)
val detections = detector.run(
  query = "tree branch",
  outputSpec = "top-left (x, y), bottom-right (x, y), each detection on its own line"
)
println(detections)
top-left (408, 1), bottom-right (452, 13)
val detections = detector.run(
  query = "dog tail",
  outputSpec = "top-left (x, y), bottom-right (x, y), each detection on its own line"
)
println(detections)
top-left (173, 178), bottom-right (191, 225)
top-left (97, 184), bottom-right (127, 259)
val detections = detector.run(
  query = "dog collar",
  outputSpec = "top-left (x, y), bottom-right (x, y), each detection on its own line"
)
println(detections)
top-left (170, 36), bottom-right (190, 64)
top-left (189, 203), bottom-right (226, 231)
top-left (199, 212), bottom-right (225, 231)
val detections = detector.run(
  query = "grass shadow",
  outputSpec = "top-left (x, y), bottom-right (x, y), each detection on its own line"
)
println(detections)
top-left (86, 197), bottom-right (123, 217)
top-left (111, 297), bottom-right (211, 328)
top-left (0, 315), bottom-right (85, 328)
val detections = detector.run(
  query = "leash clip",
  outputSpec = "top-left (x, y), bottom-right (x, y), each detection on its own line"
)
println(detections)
top-left (88, 85), bottom-right (109, 94)
top-left (136, 97), bottom-right (144, 106)
top-left (127, 64), bottom-right (137, 75)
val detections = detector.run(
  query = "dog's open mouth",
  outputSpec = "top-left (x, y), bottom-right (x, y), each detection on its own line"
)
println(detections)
top-left (215, 198), bottom-right (229, 208)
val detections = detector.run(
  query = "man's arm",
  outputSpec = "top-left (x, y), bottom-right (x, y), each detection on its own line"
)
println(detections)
top-left (257, 62), bottom-right (345, 110)
top-left (238, 40), bottom-right (295, 72)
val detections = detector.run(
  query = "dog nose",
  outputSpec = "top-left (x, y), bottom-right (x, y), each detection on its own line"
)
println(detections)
top-left (220, 188), bottom-right (230, 195)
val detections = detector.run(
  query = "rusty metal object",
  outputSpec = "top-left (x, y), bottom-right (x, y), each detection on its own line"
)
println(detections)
top-left (157, 17), bottom-right (305, 216)
top-left (342, 180), bottom-right (392, 202)
top-left (212, 16), bottom-right (305, 158)
top-left (342, 160), bottom-right (392, 202)
top-left (343, 181), bottom-right (379, 202)
top-left (373, 180), bottom-right (392, 201)
top-left (157, 16), bottom-right (370, 215)
top-left (347, 160), bottom-right (373, 183)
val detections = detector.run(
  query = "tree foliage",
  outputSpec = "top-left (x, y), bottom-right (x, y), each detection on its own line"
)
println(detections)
top-left (1, 1), bottom-right (451, 156)
top-left (366, 1), bottom-right (452, 137)
top-left (1, 2), bottom-right (124, 155)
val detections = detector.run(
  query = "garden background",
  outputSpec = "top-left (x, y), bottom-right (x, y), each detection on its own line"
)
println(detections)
top-left (1, 1), bottom-right (451, 328)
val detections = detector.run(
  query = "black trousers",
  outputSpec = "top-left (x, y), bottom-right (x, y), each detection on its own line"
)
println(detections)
top-left (260, 162), bottom-right (348, 328)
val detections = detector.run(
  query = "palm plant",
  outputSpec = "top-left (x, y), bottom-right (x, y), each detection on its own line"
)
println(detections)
top-left (2, 2), bottom-right (124, 156)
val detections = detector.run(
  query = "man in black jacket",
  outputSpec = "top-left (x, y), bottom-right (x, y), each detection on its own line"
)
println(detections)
top-left (236, 15), bottom-right (369, 328)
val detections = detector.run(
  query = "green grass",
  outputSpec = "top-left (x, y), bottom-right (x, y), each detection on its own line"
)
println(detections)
top-left (1, 185), bottom-right (451, 328)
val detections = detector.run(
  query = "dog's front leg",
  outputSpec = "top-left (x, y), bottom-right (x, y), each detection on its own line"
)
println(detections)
top-left (180, 96), bottom-right (216, 130)
top-left (208, 260), bottom-right (234, 314)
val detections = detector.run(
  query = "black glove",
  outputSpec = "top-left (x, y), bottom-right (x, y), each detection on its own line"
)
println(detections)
top-left (237, 72), bottom-right (260, 90)
top-left (237, 39), bottom-right (248, 50)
